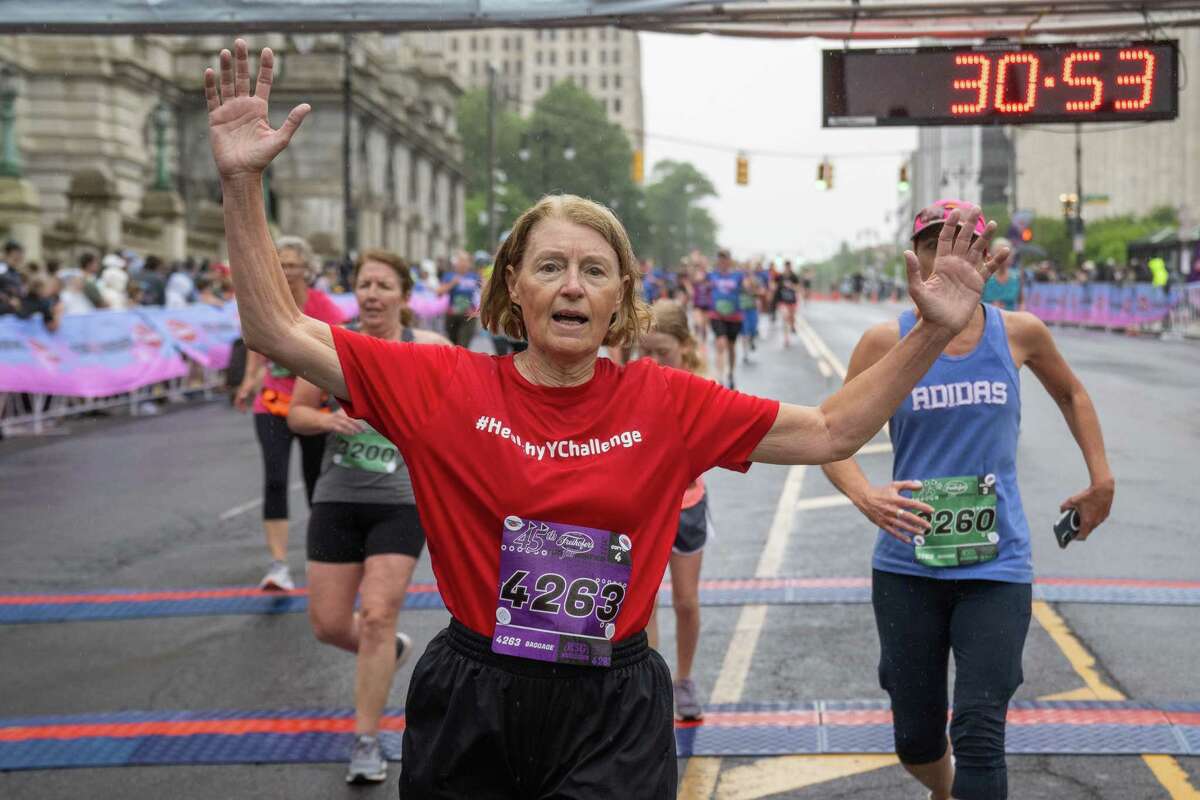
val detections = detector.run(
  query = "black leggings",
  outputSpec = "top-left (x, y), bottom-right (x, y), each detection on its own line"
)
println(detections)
top-left (253, 412), bottom-right (326, 521)
top-left (872, 569), bottom-right (1032, 800)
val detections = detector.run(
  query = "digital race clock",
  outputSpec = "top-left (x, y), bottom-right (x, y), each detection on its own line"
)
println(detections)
top-left (823, 41), bottom-right (1178, 127)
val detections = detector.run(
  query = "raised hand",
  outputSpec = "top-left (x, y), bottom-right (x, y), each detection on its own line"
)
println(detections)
top-left (204, 39), bottom-right (310, 180)
top-left (904, 208), bottom-right (1011, 334)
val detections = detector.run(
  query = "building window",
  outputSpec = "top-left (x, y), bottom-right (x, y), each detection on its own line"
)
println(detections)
top-left (534, 75), bottom-right (542, 89)
top-left (484, 37), bottom-right (491, 51)
top-left (600, 75), bottom-right (608, 89)
top-left (581, 29), bottom-right (589, 42)
top-left (613, 49), bottom-right (621, 64)
top-left (536, 50), bottom-right (543, 65)
top-left (567, 50), bottom-right (574, 66)
top-left (516, 61), bottom-right (523, 75)
top-left (581, 50), bottom-right (588, 65)
top-left (549, 51), bottom-right (557, 66)
top-left (549, 30), bottom-right (557, 41)
top-left (515, 36), bottom-right (523, 51)
top-left (470, 35), bottom-right (477, 51)
top-left (600, 50), bottom-right (607, 65)
top-left (536, 30), bottom-right (543, 41)
top-left (450, 37), bottom-right (458, 52)
top-left (614, 98), bottom-right (622, 113)
top-left (449, 62), bottom-right (458, 73)
top-left (502, 37), bottom-right (509, 51)
top-left (568, 29), bottom-right (575, 42)
top-left (601, 99), bottom-right (608, 112)
top-left (471, 61), bottom-right (478, 76)
top-left (614, 74), bottom-right (622, 88)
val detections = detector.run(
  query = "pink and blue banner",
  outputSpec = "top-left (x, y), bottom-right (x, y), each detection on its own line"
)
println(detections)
top-left (138, 305), bottom-right (241, 370)
top-left (0, 311), bottom-right (188, 397)
top-left (1025, 283), bottom-right (1183, 327)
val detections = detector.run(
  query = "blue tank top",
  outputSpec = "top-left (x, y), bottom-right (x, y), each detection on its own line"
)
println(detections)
top-left (449, 273), bottom-right (479, 315)
top-left (708, 270), bottom-right (744, 319)
top-left (872, 305), bottom-right (1032, 583)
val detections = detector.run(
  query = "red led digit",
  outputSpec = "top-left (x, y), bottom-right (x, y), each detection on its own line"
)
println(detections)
top-left (1116, 48), bottom-right (1156, 110)
top-left (1062, 50), bottom-right (1103, 112)
top-left (951, 54), bottom-right (991, 115)
top-left (994, 53), bottom-right (1040, 113)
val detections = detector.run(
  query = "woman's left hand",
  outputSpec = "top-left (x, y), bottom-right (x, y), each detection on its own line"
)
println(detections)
top-left (1062, 477), bottom-right (1115, 540)
top-left (906, 207), bottom-right (1011, 334)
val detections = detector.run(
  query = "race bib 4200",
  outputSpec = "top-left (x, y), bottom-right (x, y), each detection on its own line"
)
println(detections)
top-left (492, 516), bottom-right (632, 667)
top-left (911, 475), bottom-right (999, 568)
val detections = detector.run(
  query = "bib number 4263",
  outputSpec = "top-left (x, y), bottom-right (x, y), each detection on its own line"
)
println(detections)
top-left (500, 569), bottom-right (625, 623)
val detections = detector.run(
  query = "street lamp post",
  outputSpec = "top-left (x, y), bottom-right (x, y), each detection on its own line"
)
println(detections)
top-left (152, 101), bottom-right (173, 191)
top-left (0, 62), bottom-right (22, 178)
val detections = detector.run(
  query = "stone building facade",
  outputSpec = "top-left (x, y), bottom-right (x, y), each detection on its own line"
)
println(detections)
top-left (0, 33), bottom-right (464, 266)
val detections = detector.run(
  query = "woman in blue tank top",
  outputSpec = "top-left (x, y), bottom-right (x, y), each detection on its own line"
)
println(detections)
top-left (822, 200), bottom-right (1114, 800)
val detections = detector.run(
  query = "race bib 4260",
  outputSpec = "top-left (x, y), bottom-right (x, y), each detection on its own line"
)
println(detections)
top-left (911, 474), bottom-right (999, 568)
top-left (492, 516), bottom-right (632, 667)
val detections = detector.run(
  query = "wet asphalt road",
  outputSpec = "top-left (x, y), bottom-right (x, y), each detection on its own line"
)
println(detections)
top-left (1, 300), bottom-right (1196, 799)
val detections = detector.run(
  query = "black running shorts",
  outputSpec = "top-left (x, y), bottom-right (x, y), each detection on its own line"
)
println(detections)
top-left (674, 496), bottom-right (709, 555)
top-left (306, 502), bottom-right (426, 563)
top-left (709, 318), bottom-right (742, 343)
top-left (400, 619), bottom-right (677, 799)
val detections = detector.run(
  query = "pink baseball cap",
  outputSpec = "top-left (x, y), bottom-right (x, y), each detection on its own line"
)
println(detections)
top-left (911, 199), bottom-right (987, 242)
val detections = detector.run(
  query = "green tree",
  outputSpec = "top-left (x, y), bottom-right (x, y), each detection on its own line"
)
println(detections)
top-left (514, 82), bottom-right (650, 253)
top-left (457, 89), bottom-right (529, 251)
top-left (643, 159), bottom-right (718, 268)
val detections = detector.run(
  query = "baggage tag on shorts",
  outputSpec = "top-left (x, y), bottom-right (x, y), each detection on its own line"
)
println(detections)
top-left (331, 426), bottom-right (399, 474)
top-left (910, 475), bottom-right (999, 568)
top-left (492, 516), bottom-right (632, 667)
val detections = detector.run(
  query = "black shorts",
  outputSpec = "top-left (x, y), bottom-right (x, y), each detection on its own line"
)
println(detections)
top-left (675, 497), bottom-right (710, 555)
top-left (400, 619), bottom-right (676, 799)
top-left (306, 502), bottom-right (426, 563)
top-left (709, 318), bottom-right (742, 342)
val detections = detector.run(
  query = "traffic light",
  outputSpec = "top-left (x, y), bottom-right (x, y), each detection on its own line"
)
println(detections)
top-left (736, 152), bottom-right (749, 186)
top-left (816, 159), bottom-right (833, 190)
top-left (1008, 209), bottom-right (1035, 244)
top-left (631, 149), bottom-right (644, 185)
top-left (898, 164), bottom-right (910, 192)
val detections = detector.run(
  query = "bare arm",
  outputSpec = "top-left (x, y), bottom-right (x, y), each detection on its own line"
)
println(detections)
top-left (234, 349), bottom-right (266, 412)
top-left (751, 207), bottom-right (1009, 466)
top-left (287, 377), bottom-right (364, 437)
top-left (205, 40), bottom-right (345, 399)
top-left (1009, 311), bottom-right (1114, 538)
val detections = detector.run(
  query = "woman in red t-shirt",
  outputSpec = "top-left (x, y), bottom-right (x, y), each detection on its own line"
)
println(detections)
top-left (205, 40), bottom-right (1008, 798)
top-left (232, 235), bottom-right (346, 591)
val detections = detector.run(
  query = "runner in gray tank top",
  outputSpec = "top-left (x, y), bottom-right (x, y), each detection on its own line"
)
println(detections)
top-left (288, 249), bottom-right (450, 784)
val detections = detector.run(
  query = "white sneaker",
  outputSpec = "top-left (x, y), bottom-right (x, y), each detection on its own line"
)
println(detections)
top-left (395, 632), bottom-right (414, 668)
top-left (259, 561), bottom-right (294, 592)
top-left (346, 734), bottom-right (387, 783)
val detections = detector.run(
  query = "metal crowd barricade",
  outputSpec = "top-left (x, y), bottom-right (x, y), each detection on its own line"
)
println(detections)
top-left (0, 366), bottom-right (228, 437)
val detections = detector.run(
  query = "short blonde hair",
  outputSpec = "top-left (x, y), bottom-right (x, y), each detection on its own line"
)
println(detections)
top-left (650, 299), bottom-right (706, 376)
top-left (479, 194), bottom-right (649, 348)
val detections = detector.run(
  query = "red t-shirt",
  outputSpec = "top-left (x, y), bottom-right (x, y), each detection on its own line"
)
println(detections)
top-left (254, 289), bottom-right (347, 415)
top-left (331, 326), bottom-right (780, 641)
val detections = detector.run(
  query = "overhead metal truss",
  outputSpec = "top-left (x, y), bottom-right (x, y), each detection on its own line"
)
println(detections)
top-left (0, 1), bottom-right (1198, 40)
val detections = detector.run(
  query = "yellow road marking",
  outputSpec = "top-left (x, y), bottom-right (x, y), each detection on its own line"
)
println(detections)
top-left (1033, 601), bottom-right (1200, 796)
top-left (1032, 601), bottom-right (1123, 701)
top-left (1143, 755), bottom-right (1200, 799)
top-left (714, 754), bottom-right (898, 800)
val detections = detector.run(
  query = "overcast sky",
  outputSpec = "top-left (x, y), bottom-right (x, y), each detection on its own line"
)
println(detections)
top-left (640, 32), bottom-right (918, 263)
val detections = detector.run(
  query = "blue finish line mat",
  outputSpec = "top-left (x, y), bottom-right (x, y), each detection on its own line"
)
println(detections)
top-left (2, 576), bottom-right (1199, 625)
top-left (2, 701), bottom-right (1197, 770)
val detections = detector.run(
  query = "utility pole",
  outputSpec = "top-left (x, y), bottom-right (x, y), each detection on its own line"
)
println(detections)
top-left (342, 33), bottom-right (357, 257)
top-left (1073, 123), bottom-right (1084, 261)
top-left (486, 62), bottom-right (497, 253)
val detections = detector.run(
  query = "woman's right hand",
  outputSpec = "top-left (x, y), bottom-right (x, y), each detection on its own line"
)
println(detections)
top-left (205, 39), bottom-right (311, 180)
top-left (233, 382), bottom-right (255, 413)
top-left (324, 409), bottom-right (366, 436)
top-left (853, 480), bottom-right (934, 544)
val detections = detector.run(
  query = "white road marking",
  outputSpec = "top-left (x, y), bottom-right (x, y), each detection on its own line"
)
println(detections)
top-left (794, 494), bottom-right (854, 511)
top-left (218, 480), bottom-right (304, 521)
